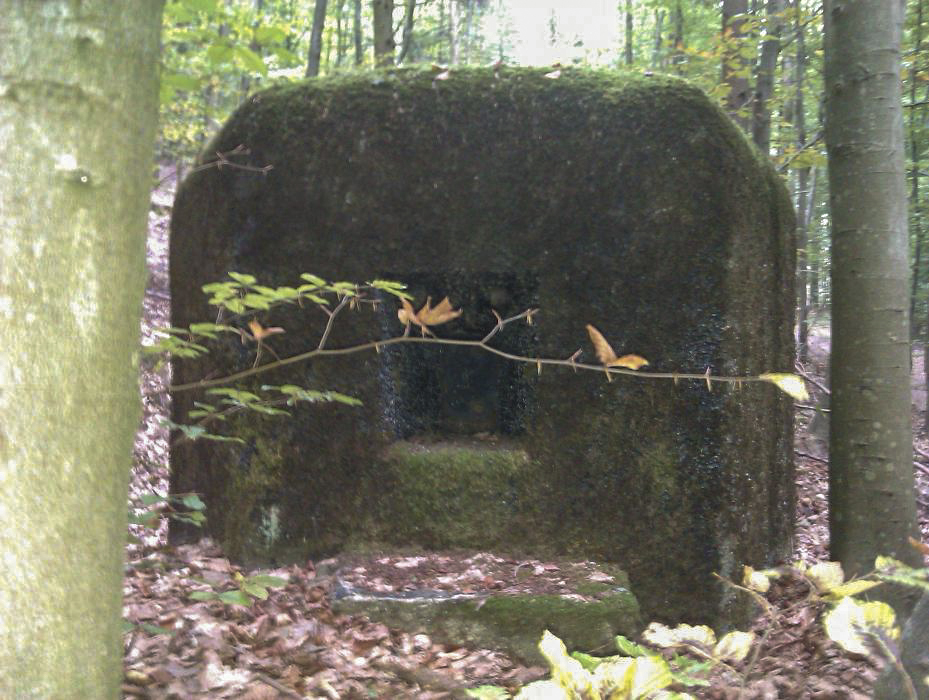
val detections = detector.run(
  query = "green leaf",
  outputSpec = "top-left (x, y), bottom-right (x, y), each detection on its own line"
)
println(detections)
top-left (570, 651), bottom-right (607, 672)
top-left (218, 590), bottom-right (253, 606)
top-left (615, 634), bottom-right (650, 657)
top-left (235, 45), bottom-right (268, 75)
top-left (189, 590), bottom-right (218, 601)
top-left (181, 494), bottom-right (206, 510)
top-left (227, 271), bottom-right (257, 286)
top-left (254, 26), bottom-right (287, 44)
top-left (242, 582), bottom-right (269, 600)
top-left (139, 492), bottom-right (167, 506)
top-left (206, 42), bottom-right (236, 66)
top-left (162, 70), bottom-right (201, 92)
top-left (241, 293), bottom-right (271, 309)
top-left (300, 273), bottom-right (327, 287)
top-left (247, 574), bottom-right (288, 588)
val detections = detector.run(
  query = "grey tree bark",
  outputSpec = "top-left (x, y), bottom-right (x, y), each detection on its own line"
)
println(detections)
top-left (0, 1), bottom-right (163, 697)
top-left (752, 0), bottom-right (785, 152)
top-left (306, 0), bottom-right (330, 77)
top-left (624, 0), bottom-right (634, 65)
top-left (372, 0), bottom-right (395, 66)
top-left (398, 0), bottom-right (416, 64)
top-left (824, 0), bottom-right (920, 577)
top-left (354, 0), bottom-right (364, 65)
top-left (722, 0), bottom-right (751, 131)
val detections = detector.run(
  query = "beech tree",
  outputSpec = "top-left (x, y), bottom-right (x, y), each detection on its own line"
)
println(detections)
top-left (0, 1), bottom-right (163, 697)
top-left (824, 0), bottom-right (920, 577)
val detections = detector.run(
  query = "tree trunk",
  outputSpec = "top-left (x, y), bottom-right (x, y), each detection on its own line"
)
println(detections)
top-left (336, 0), bottom-right (346, 66)
top-left (651, 9), bottom-right (664, 70)
top-left (625, 0), bottom-right (634, 65)
top-left (0, 1), bottom-right (162, 696)
top-left (873, 589), bottom-right (929, 700)
top-left (354, 0), bottom-right (363, 66)
top-left (722, 0), bottom-right (751, 131)
top-left (398, 0), bottom-right (416, 64)
top-left (448, 0), bottom-right (459, 65)
top-left (752, 0), bottom-right (785, 152)
top-left (825, 0), bottom-right (920, 577)
top-left (306, 0), bottom-right (329, 77)
top-left (794, 8), bottom-right (811, 363)
top-left (372, 0), bottom-right (395, 66)
top-left (670, 1), bottom-right (685, 74)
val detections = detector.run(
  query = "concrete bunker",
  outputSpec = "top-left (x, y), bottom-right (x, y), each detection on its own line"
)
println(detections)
top-left (169, 66), bottom-right (795, 625)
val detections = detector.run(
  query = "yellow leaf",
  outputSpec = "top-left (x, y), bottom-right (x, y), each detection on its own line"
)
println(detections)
top-left (825, 579), bottom-right (882, 601)
top-left (713, 631), bottom-right (754, 663)
top-left (628, 655), bottom-right (672, 697)
top-left (514, 680), bottom-right (571, 700)
top-left (642, 622), bottom-right (716, 649)
top-left (759, 373), bottom-right (809, 401)
top-left (809, 561), bottom-right (845, 592)
top-left (538, 630), bottom-right (598, 697)
top-left (823, 597), bottom-right (898, 656)
top-left (742, 565), bottom-right (772, 593)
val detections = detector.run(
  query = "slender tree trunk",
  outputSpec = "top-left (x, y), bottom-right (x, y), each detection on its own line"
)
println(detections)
top-left (794, 8), bottom-right (811, 362)
top-left (651, 9), bottom-right (664, 70)
top-left (670, 1), bottom-right (685, 73)
top-left (910, 0), bottom-right (925, 348)
top-left (306, 0), bottom-right (329, 77)
top-left (372, 0), bottom-right (395, 66)
top-left (625, 0), bottom-right (634, 65)
top-left (336, 0), bottom-right (347, 67)
top-left (462, 0), bottom-right (474, 64)
top-left (354, 0), bottom-right (363, 65)
top-left (825, 0), bottom-right (920, 577)
top-left (0, 2), bottom-right (162, 696)
top-left (752, 0), bottom-right (785, 152)
top-left (398, 0), bottom-right (416, 64)
top-left (722, 0), bottom-right (751, 131)
top-left (448, 0), bottom-right (459, 65)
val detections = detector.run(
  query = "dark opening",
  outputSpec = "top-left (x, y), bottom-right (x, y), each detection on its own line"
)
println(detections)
top-left (378, 271), bottom-right (538, 439)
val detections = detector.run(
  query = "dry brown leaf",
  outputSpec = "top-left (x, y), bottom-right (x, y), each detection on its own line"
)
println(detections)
top-left (398, 297), bottom-right (462, 332)
top-left (612, 353), bottom-right (650, 370)
top-left (247, 319), bottom-right (285, 341)
top-left (585, 324), bottom-right (648, 370)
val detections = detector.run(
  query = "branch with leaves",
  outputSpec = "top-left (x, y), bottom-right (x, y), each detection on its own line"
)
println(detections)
top-left (149, 272), bottom-right (809, 408)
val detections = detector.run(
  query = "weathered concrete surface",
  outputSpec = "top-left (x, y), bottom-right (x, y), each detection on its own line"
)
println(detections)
top-left (170, 66), bottom-right (795, 625)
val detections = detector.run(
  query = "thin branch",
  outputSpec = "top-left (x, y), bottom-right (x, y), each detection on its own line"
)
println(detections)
top-left (317, 295), bottom-right (352, 350)
top-left (166, 327), bottom-right (775, 395)
top-left (794, 362), bottom-right (829, 396)
top-left (795, 450), bottom-right (828, 464)
top-left (777, 130), bottom-right (824, 173)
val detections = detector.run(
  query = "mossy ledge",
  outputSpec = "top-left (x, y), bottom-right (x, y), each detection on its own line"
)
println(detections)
top-left (170, 66), bottom-right (795, 626)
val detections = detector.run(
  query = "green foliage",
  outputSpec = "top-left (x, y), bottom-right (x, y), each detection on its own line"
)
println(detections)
top-left (129, 490), bottom-right (207, 529)
top-left (189, 571), bottom-right (288, 607)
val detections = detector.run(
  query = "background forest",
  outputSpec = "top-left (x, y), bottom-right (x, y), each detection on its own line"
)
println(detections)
top-left (157, 0), bottom-right (924, 381)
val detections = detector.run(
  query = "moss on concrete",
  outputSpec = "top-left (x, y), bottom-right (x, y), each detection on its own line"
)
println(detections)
top-left (332, 588), bottom-right (642, 666)
top-left (170, 66), bottom-right (795, 626)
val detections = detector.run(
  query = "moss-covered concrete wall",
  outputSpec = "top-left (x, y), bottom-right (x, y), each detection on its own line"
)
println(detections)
top-left (170, 66), bottom-right (795, 625)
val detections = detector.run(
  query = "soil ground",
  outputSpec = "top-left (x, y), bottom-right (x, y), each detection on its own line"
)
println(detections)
top-left (123, 170), bottom-right (929, 698)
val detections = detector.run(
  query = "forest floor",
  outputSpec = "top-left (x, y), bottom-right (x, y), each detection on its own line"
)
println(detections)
top-left (123, 172), bottom-right (929, 699)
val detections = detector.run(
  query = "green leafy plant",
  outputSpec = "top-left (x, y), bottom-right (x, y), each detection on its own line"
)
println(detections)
top-left (189, 572), bottom-right (288, 607)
